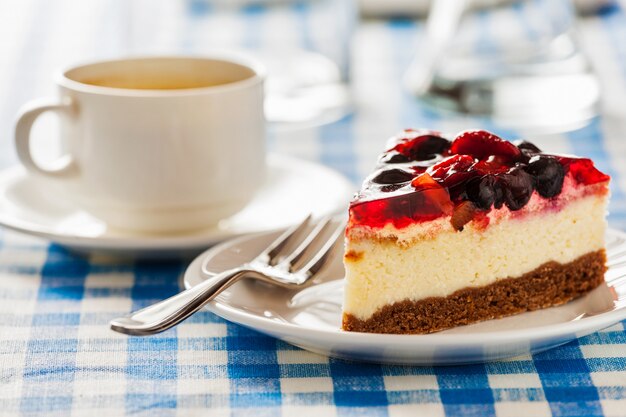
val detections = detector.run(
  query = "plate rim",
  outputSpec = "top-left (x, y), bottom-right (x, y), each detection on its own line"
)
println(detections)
top-left (0, 154), bottom-right (355, 251)
top-left (185, 227), bottom-right (626, 346)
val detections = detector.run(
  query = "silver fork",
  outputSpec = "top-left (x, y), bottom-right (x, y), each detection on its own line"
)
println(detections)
top-left (109, 216), bottom-right (345, 336)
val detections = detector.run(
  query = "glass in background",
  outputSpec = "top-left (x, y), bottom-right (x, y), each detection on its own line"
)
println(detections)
top-left (127, 0), bottom-right (357, 130)
top-left (405, 0), bottom-right (601, 134)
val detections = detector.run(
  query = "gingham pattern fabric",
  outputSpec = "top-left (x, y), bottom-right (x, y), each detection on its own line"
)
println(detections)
top-left (1, 1), bottom-right (626, 416)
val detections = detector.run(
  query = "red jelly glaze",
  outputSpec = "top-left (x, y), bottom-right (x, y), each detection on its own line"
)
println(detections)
top-left (427, 154), bottom-right (476, 195)
top-left (473, 155), bottom-right (511, 175)
top-left (350, 185), bottom-right (454, 229)
top-left (349, 129), bottom-right (611, 229)
top-left (556, 156), bottom-right (611, 185)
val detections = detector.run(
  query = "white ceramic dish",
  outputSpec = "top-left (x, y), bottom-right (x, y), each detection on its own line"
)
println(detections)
top-left (0, 154), bottom-right (354, 257)
top-left (185, 227), bottom-right (626, 365)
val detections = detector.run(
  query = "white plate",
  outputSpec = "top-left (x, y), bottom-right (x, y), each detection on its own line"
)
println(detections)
top-left (185, 227), bottom-right (626, 365)
top-left (0, 154), bottom-right (354, 257)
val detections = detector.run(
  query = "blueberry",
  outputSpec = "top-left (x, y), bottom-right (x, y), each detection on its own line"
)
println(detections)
top-left (493, 183), bottom-right (505, 209)
top-left (514, 140), bottom-right (542, 155)
top-left (371, 168), bottom-right (415, 185)
top-left (499, 168), bottom-right (534, 211)
top-left (466, 175), bottom-right (502, 210)
top-left (525, 156), bottom-right (565, 198)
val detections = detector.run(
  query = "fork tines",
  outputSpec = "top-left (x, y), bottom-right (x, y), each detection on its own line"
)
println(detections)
top-left (255, 215), bottom-right (345, 277)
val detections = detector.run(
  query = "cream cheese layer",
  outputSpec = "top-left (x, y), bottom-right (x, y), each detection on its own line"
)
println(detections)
top-left (343, 194), bottom-right (607, 320)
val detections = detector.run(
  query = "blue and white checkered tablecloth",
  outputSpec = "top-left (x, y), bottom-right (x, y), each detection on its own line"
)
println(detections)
top-left (1, 1), bottom-right (626, 416)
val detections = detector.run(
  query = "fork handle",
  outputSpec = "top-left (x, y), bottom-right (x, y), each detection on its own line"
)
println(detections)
top-left (109, 267), bottom-right (249, 336)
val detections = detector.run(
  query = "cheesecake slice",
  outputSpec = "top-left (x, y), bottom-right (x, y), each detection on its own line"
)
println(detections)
top-left (342, 129), bottom-right (610, 334)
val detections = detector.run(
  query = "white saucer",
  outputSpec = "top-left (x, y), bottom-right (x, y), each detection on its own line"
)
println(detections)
top-left (0, 154), bottom-right (354, 257)
top-left (185, 227), bottom-right (626, 365)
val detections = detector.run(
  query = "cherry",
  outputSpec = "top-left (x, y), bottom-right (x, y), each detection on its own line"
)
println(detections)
top-left (380, 152), bottom-right (410, 164)
top-left (525, 156), bottom-right (565, 198)
top-left (473, 155), bottom-right (511, 175)
top-left (427, 155), bottom-right (475, 182)
top-left (450, 130), bottom-right (521, 161)
top-left (371, 168), bottom-right (415, 185)
top-left (427, 154), bottom-right (477, 197)
top-left (390, 133), bottom-right (451, 162)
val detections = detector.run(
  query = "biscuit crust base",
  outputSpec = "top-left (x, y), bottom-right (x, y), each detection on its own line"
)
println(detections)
top-left (342, 250), bottom-right (607, 334)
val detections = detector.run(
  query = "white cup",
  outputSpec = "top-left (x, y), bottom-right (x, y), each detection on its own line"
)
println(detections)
top-left (14, 56), bottom-right (266, 233)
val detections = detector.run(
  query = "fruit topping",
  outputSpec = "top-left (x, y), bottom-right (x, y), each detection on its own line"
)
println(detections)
top-left (466, 175), bottom-right (503, 210)
top-left (514, 140), bottom-right (542, 155)
top-left (425, 155), bottom-right (477, 199)
top-left (473, 155), bottom-right (511, 175)
top-left (427, 155), bottom-right (475, 184)
top-left (410, 166), bottom-right (429, 175)
top-left (500, 167), bottom-right (534, 211)
top-left (380, 152), bottom-right (410, 164)
top-left (388, 131), bottom-right (451, 162)
top-left (350, 128), bottom-right (610, 230)
top-left (371, 168), bottom-right (415, 185)
top-left (557, 157), bottom-right (611, 185)
top-left (450, 130), bottom-right (521, 161)
top-left (451, 201), bottom-right (477, 232)
top-left (525, 156), bottom-right (565, 198)
top-left (380, 184), bottom-right (405, 193)
top-left (350, 174), bottom-right (453, 229)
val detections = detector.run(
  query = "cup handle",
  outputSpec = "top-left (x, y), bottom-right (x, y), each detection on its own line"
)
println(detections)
top-left (14, 96), bottom-right (78, 178)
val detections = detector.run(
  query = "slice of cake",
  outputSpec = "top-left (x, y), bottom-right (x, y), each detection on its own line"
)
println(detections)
top-left (342, 129), bottom-right (610, 334)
